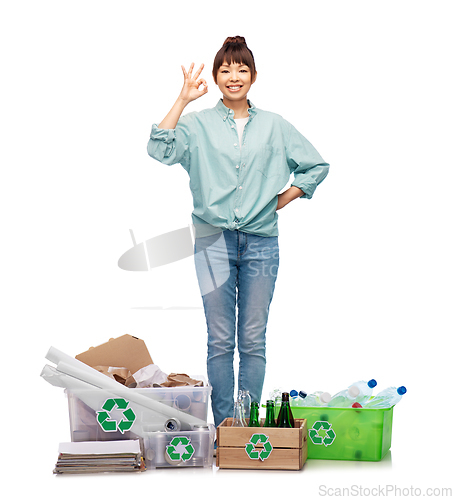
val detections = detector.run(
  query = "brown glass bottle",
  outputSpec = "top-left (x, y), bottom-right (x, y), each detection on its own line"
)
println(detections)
top-left (276, 392), bottom-right (295, 427)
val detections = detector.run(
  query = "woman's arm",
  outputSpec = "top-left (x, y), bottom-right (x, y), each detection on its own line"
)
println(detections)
top-left (276, 186), bottom-right (304, 210)
top-left (148, 63), bottom-right (208, 167)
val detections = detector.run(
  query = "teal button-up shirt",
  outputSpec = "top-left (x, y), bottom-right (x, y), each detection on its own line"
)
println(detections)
top-left (147, 99), bottom-right (329, 237)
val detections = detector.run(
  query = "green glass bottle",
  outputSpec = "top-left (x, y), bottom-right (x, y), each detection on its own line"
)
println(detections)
top-left (277, 392), bottom-right (295, 427)
top-left (277, 400), bottom-right (292, 428)
top-left (264, 400), bottom-right (276, 427)
top-left (248, 401), bottom-right (261, 427)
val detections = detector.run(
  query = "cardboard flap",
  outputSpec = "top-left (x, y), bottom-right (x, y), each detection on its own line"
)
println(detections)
top-left (75, 334), bottom-right (153, 374)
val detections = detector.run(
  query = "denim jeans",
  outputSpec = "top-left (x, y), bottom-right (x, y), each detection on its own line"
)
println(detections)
top-left (194, 230), bottom-right (279, 427)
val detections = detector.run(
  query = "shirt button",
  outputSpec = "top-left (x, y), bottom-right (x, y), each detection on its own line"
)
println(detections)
top-left (235, 208), bottom-right (239, 212)
top-left (223, 116), bottom-right (226, 120)
top-left (234, 143), bottom-right (237, 147)
top-left (231, 125), bottom-right (234, 129)
top-left (239, 186), bottom-right (242, 190)
top-left (229, 110), bottom-right (233, 113)
top-left (236, 165), bottom-right (239, 169)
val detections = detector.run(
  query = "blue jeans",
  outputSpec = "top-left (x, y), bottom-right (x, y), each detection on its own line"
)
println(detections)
top-left (194, 230), bottom-right (279, 427)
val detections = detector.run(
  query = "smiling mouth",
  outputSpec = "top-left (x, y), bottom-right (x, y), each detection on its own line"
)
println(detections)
top-left (226, 85), bottom-right (243, 92)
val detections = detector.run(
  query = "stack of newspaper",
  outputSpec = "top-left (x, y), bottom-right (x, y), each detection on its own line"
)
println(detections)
top-left (54, 439), bottom-right (145, 474)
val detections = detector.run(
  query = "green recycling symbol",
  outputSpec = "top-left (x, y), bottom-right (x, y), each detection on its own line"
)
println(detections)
top-left (166, 436), bottom-right (195, 462)
top-left (96, 398), bottom-right (136, 434)
top-left (309, 420), bottom-right (336, 447)
top-left (245, 433), bottom-right (273, 461)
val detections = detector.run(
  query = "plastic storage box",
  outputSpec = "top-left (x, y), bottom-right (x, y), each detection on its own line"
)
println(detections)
top-left (277, 405), bottom-right (394, 461)
top-left (142, 425), bottom-right (215, 468)
top-left (66, 377), bottom-right (211, 443)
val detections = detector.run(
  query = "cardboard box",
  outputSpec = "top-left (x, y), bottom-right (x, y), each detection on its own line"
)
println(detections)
top-left (216, 418), bottom-right (307, 470)
top-left (75, 335), bottom-right (153, 375)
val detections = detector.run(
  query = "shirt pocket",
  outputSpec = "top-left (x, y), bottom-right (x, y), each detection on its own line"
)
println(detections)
top-left (257, 144), bottom-right (289, 180)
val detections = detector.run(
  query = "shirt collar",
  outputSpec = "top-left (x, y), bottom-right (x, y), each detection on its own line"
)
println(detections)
top-left (215, 98), bottom-right (257, 121)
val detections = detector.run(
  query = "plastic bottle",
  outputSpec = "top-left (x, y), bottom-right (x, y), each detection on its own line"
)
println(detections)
top-left (363, 386), bottom-right (407, 408)
top-left (351, 379), bottom-right (377, 405)
top-left (289, 390), bottom-right (308, 407)
top-left (328, 379), bottom-right (377, 408)
top-left (302, 391), bottom-right (332, 407)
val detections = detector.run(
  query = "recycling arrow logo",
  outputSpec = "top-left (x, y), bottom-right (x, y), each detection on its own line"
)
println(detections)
top-left (166, 436), bottom-right (195, 462)
top-left (309, 420), bottom-right (336, 446)
top-left (96, 398), bottom-right (136, 434)
top-left (245, 433), bottom-right (273, 461)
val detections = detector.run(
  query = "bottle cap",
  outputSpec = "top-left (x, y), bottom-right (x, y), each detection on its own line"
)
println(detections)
top-left (352, 402), bottom-right (362, 408)
top-left (320, 392), bottom-right (331, 403)
top-left (251, 401), bottom-right (259, 407)
top-left (397, 386), bottom-right (407, 395)
top-left (367, 379), bottom-right (377, 388)
top-left (348, 385), bottom-right (360, 398)
top-left (290, 390), bottom-right (298, 398)
top-left (299, 391), bottom-right (307, 399)
top-left (281, 392), bottom-right (290, 401)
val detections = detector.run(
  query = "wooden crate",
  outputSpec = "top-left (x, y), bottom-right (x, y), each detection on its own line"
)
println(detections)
top-left (216, 418), bottom-right (307, 470)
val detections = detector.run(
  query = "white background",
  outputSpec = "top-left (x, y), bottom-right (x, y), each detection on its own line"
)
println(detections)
top-left (2, 0), bottom-right (452, 497)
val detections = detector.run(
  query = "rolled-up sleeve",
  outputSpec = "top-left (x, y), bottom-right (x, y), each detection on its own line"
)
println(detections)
top-left (147, 113), bottom-right (193, 171)
top-left (285, 122), bottom-right (330, 199)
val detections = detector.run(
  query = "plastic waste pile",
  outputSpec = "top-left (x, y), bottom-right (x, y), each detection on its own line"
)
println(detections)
top-left (271, 380), bottom-right (407, 409)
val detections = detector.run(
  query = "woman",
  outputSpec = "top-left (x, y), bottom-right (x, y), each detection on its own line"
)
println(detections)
top-left (147, 36), bottom-right (329, 427)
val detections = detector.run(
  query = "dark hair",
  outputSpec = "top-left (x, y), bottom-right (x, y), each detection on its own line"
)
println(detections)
top-left (212, 36), bottom-right (256, 84)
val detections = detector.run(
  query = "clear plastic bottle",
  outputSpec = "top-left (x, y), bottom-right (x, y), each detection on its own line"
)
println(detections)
top-left (328, 379), bottom-right (377, 408)
top-left (363, 386), bottom-right (407, 408)
top-left (302, 391), bottom-right (331, 406)
top-left (351, 379), bottom-right (377, 405)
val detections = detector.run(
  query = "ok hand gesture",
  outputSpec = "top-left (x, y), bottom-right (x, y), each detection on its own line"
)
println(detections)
top-left (179, 63), bottom-right (208, 104)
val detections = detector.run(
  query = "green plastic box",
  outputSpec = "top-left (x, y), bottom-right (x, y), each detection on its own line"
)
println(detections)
top-left (274, 405), bottom-right (394, 461)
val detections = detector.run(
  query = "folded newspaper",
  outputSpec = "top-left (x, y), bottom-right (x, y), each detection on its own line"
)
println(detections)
top-left (53, 440), bottom-right (145, 474)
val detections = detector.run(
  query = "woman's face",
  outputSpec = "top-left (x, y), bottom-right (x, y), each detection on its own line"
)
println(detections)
top-left (216, 61), bottom-right (256, 102)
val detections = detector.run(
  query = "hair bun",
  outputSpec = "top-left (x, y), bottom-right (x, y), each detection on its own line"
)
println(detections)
top-left (223, 36), bottom-right (247, 46)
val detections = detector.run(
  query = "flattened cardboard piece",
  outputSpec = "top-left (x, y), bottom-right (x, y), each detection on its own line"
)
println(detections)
top-left (75, 334), bottom-right (153, 375)
top-left (160, 373), bottom-right (203, 387)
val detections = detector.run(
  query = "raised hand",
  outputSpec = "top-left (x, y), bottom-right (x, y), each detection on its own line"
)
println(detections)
top-left (179, 63), bottom-right (208, 103)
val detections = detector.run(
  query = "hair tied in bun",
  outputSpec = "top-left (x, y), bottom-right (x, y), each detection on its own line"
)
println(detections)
top-left (223, 36), bottom-right (247, 46)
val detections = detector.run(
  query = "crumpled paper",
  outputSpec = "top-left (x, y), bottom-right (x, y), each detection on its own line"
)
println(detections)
top-left (133, 364), bottom-right (169, 388)
top-left (93, 366), bottom-right (137, 387)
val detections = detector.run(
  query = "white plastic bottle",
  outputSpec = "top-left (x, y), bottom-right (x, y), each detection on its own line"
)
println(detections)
top-left (363, 386), bottom-right (406, 408)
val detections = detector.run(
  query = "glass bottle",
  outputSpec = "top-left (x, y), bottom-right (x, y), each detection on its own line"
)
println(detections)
top-left (242, 390), bottom-right (251, 419)
top-left (248, 402), bottom-right (261, 427)
top-left (264, 400), bottom-right (276, 427)
top-left (231, 401), bottom-right (245, 427)
top-left (277, 400), bottom-right (292, 428)
top-left (277, 392), bottom-right (295, 427)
